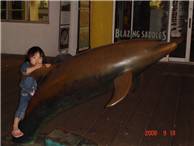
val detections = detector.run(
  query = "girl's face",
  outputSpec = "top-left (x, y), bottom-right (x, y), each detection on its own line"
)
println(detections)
top-left (29, 52), bottom-right (43, 66)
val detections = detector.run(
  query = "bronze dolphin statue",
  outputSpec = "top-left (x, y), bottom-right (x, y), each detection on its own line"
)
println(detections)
top-left (13, 39), bottom-right (177, 143)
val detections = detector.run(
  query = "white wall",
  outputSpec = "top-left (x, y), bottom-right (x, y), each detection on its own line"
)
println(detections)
top-left (1, 1), bottom-right (60, 57)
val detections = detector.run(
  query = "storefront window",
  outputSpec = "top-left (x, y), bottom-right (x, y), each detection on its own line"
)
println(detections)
top-left (78, 1), bottom-right (90, 51)
top-left (114, 1), bottom-right (169, 41)
top-left (1, 1), bottom-right (49, 22)
top-left (1, 1), bottom-right (7, 19)
top-left (114, 1), bottom-right (132, 41)
top-left (8, 1), bottom-right (25, 20)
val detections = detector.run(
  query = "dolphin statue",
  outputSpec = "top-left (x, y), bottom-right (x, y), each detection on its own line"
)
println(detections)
top-left (13, 39), bottom-right (177, 143)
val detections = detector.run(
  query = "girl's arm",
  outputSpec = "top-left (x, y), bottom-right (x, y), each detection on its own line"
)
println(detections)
top-left (23, 64), bottom-right (42, 75)
top-left (44, 64), bottom-right (51, 68)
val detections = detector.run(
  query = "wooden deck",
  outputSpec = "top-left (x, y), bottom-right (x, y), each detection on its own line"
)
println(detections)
top-left (2, 54), bottom-right (194, 146)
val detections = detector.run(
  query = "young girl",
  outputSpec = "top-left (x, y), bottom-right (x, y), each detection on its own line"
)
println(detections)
top-left (11, 46), bottom-right (51, 138)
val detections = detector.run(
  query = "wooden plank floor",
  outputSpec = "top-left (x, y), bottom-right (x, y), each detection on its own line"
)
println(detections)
top-left (2, 54), bottom-right (194, 146)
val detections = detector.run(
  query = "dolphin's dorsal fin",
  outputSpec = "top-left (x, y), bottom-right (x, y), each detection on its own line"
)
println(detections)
top-left (106, 71), bottom-right (132, 107)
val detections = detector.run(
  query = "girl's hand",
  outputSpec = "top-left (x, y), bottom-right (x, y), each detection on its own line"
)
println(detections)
top-left (24, 63), bottom-right (42, 75)
top-left (45, 64), bottom-right (51, 68)
top-left (35, 63), bottom-right (43, 70)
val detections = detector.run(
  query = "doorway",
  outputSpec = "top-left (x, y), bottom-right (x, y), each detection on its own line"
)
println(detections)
top-left (114, 1), bottom-right (194, 63)
top-left (169, 1), bottom-right (193, 62)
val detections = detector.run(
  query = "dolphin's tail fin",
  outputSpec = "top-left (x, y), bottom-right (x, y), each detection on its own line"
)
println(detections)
top-left (106, 70), bottom-right (132, 107)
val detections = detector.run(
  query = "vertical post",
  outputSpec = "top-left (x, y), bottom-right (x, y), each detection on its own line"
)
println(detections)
top-left (130, 0), bottom-right (134, 39)
top-left (68, 1), bottom-right (78, 56)
top-left (167, 1), bottom-right (173, 43)
top-left (166, 1), bottom-right (173, 61)
top-left (112, 1), bottom-right (115, 43)
top-left (186, 1), bottom-right (193, 62)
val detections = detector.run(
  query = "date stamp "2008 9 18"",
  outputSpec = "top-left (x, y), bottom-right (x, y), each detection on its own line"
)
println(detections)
top-left (144, 129), bottom-right (176, 137)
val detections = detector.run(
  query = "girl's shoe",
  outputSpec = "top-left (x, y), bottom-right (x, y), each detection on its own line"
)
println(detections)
top-left (11, 129), bottom-right (24, 138)
top-left (30, 90), bottom-right (35, 96)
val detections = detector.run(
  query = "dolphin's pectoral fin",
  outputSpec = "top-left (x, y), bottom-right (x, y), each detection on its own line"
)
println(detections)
top-left (106, 71), bottom-right (132, 107)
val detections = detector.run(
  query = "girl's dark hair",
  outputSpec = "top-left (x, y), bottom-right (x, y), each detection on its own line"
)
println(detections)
top-left (25, 46), bottom-right (46, 63)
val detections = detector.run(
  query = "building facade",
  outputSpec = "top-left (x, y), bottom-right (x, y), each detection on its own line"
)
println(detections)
top-left (1, 1), bottom-right (194, 63)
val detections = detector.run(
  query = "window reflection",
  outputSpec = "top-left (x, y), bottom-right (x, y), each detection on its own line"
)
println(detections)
top-left (30, 1), bottom-right (48, 22)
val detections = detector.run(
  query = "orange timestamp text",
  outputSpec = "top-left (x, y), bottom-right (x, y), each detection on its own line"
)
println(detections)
top-left (144, 129), bottom-right (176, 137)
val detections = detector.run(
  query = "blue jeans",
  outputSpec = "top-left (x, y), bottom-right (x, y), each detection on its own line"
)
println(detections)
top-left (15, 76), bottom-right (37, 119)
top-left (20, 77), bottom-right (37, 94)
top-left (15, 90), bottom-right (32, 120)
